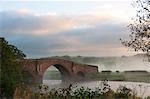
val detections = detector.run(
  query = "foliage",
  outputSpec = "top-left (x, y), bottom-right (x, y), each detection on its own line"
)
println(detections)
top-left (0, 37), bottom-right (26, 98)
top-left (121, 0), bottom-right (150, 61)
top-left (14, 80), bottom-right (150, 99)
top-left (114, 85), bottom-right (132, 98)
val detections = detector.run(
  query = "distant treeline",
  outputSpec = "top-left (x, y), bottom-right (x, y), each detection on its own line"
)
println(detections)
top-left (101, 70), bottom-right (149, 73)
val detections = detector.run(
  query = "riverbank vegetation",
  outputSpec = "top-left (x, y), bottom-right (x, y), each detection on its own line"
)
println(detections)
top-left (0, 38), bottom-right (26, 98)
top-left (14, 81), bottom-right (150, 99)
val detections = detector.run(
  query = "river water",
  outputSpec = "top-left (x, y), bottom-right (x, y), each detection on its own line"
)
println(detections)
top-left (43, 80), bottom-right (150, 97)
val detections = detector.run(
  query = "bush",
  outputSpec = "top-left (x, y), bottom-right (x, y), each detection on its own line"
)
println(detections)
top-left (0, 38), bottom-right (26, 98)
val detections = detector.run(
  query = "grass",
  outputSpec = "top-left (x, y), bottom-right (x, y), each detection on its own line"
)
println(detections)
top-left (85, 72), bottom-right (150, 83)
top-left (43, 70), bottom-right (150, 83)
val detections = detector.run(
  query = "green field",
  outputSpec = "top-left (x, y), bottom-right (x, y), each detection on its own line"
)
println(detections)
top-left (44, 70), bottom-right (150, 83)
top-left (43, 71), bottom-right (61, 80)
top-left (86, 71), bottom-right (150, 83)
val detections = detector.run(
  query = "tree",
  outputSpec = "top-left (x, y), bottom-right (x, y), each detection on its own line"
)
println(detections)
top-left (0, 37), bottom-right (26, 98)
top-left (121, 0), bottom-right (150, 61)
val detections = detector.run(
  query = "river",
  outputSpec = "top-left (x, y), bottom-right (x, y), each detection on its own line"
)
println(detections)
top-left (43, 80), bottom-right (150, 98)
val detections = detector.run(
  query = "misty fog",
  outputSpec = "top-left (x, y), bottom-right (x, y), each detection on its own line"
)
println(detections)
top-left (88, 55), bottom-right (150, 72)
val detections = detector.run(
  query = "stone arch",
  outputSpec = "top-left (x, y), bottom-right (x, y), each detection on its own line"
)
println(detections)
top-left (22, 58), bottom-right (98, 85)
top-left (43, 64), bottom-right (71, 82)
top-left (77, 71), bottom-right (85, 77)
top-left (76, 71), bottom-right (85, 80)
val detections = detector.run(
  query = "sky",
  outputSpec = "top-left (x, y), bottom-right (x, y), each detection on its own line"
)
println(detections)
top-left (0, 0), bottom-right (140, 58)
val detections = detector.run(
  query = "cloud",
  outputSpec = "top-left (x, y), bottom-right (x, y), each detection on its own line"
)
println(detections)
top-left (0, 10), bottom-right (76, 35)
top-left (0, 10), bottom-right (116, 36)
top-left (0, 10), bottom-right (133, 58)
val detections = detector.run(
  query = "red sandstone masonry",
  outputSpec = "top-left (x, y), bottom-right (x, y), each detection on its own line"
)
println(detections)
top-left (22, 58), bottom-right (98, 84)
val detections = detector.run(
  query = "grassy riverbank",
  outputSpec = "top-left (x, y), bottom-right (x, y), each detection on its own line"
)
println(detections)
top-left (44, 70), bottom-right (150, 83)
top-left (86, 71), bottom-right (150, 83)
top-left (14, 81), bottom-right (150, 99)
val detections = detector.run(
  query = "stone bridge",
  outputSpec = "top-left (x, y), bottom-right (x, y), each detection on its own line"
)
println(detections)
top-left (22, 58), bottom-right (98, 84)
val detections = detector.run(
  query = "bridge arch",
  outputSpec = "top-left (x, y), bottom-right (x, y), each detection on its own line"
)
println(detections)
top-left (77, 71), bottom-right (85, 77)
top-left (43, 64), bottom-right (71, 82)
top-left (76, 71), bottom-right (85, 80)
top-left (22, 58), bottom-right (98, 85)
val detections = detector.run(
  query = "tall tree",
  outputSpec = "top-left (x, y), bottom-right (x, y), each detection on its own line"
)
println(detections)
top-left (0, 37), bottom-right (26, 98)
top-left (121, 0), bottom-right (150, 61)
